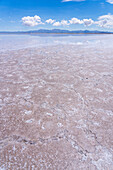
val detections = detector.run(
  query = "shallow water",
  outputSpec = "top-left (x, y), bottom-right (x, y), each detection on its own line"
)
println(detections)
top-left (0, 34), bottom-right (113, 52)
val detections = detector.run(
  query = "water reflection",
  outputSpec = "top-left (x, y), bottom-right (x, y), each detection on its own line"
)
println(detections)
top-left (0, 34), bottom-right (112, 52)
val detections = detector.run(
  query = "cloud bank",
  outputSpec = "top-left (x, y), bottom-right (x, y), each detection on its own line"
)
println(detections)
top-left (22, 15), bottom-right (43, 26)
top-left (96, 14), bottom-right (113, 28)
top-left (62, 0), bottom-right (113, 4)
top-left (21, 14), bottom-right (113, 28)
top-left (106, 0), bottom-right (113, 4)
top-left (69, 18), bottom-right (83, 24)
top-left (53, 21), bottom-right (61, 26)
top-left (46, 19), bottom-right (55, 24)
top-left (62, 0), bottom-right (85, 2)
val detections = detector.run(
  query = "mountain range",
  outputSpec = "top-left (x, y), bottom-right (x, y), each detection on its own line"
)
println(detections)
top-left (0, 29), bottom-right (113, 34)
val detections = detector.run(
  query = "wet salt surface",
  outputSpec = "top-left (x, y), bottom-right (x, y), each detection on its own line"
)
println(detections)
top-left (0, 34), bottom-right (113, 52)
top-left (0, 34), bottom-right (113, 169)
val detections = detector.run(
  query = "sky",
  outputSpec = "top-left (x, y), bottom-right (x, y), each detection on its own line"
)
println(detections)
top-left (0, 0), bottom-right (113, 31)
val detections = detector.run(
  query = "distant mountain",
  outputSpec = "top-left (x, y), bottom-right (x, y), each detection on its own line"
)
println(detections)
top-left (27, 29), bottom-right (71, 33)
top-left (0, 29), bottom-right (113, 34)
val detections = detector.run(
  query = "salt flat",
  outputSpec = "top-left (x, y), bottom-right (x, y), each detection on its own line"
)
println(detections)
top-left (0, 34), bottom-right (113, 169)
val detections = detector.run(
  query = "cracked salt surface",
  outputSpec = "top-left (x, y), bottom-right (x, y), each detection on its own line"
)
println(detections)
top-left (57, 122), bottom-right (63, 127)
top-left (0, 34), bottom-right (113, 169)
top-left (24, 110), bottom-right (32, 115)
top-left (46, 112), bottom-right (53, 116)
top-left (25, 119), bottom-right (34, 123)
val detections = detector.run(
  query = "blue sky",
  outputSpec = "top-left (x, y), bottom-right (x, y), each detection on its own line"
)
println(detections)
top-left (0, 0), bottom-right (113, 31)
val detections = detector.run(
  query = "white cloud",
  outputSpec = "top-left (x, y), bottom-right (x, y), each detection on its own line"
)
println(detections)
top-left (62, 0), bottom-right (85, 2)
top-left (52, 17), bottom-right (94, 27)
top-left (52, 20), bottom-right (69, 26)
top-left (46, 19), bottom-right (55, 24)
top-left (53, 21), bottom-right (61, 26)
top-left (83, 19), bottom-right (94, 26)
top-left (69, 17), bottom-right (83, 24)
top-left (69, 18), bottom-right (94, 26)
top-left (96, 14), bottom-right (113, 28)
top-left (61, 20), bottom-right (69, 25)
top-left (106, 0), bottom-right (113, 4)
top-left (21, 14), bottom-right (113, 29)
top-left (22, 15), bottom-right (43, 26)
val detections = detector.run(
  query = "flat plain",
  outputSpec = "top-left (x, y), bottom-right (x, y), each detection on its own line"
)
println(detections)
top-left (0, 35), bottom-right (113, 169)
